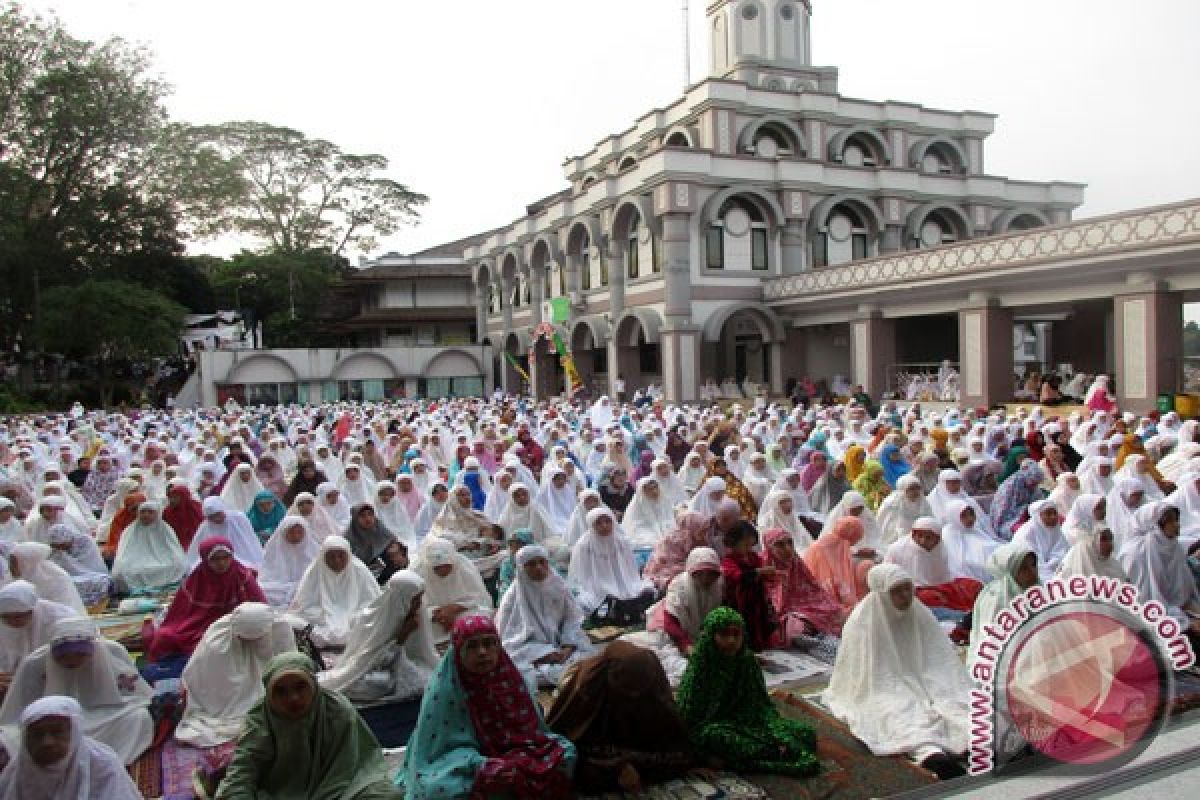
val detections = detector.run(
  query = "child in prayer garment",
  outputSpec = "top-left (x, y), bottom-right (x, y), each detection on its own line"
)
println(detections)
top-left (677, 607), bottom-right (820, 777)
top-left (824, 564), bottom-right (970, 779)
top-left (547, 642), bottom-right (695, 795)
top-left (633, 547), bottom-right (724, 684)
top-left (397, 615), bottom-right (575, 799)
top-left (215, 653), bottom-right (401, 800)
top-left (719, 521), bottom-right (779, 651)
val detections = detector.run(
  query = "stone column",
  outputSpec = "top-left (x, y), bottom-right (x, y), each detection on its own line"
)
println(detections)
top-left (1114, 281), bottom-right (1183, 414)
top-left (659, 212), bottom-right (699, 403)
top-left (958, 299), bottom-right (1014, 410)
top-left (850, 309), bottom-right (896, 399)
top-left (473, 283), bottom-right (488, 345)
top-left (781, 218), bottom-right (808, 274)
top-left (604, 236), bottom-right (627, 398)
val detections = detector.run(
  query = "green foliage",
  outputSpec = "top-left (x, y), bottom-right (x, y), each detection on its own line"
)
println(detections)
top-left (38, 279), bottom-right (187, 364)
top-left (184, 120), bottom-right (428, 257)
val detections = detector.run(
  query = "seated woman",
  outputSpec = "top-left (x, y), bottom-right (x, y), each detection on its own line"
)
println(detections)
top-left (175, 603), bottom-right (296, 748)
top-left (411, 537), bottom-right (493, 645)
top-left (635, 547), bottom-right (724, 684)
top-left (319, 570), bottom-right (440, 705)
top-left (757, 490), bottom-right (814, 553)
top-left (0, 581), bottom-right (76, 700)
top-left (344, 502), bottom-right (398, 568)
top-left (289, 535), bottom-right (382, 649)
top-left (762, 528), bottom-right (843, 661)
top-left (547, 642), bottom-right (694, 795)
top-left (885, 518), bottom-right (983, 614)
top-left (245, 490), bottom-right (287, 546)
top-left (111, 501), bottom-right (187, 595)
top-left (8, 541), bottom-right (86, 614)
top-left (820, 490), bottom-right (883, 564)
top-left (0, 696), bottom-right (140, 799)
top-left (398, 615), bottom-right (575, 800)
top-left (876, 474), bottom-right (933, 548)
top-left (970, 543), bottom-right (1039, 654)
top-left (719, 521), bottom-right (779, 652)
top-left (149, 537), bottom-right (267, 664)
top-left (0, 616), bottom-right (153, 765)
top-left (495, 528), bottom-right (535, 600)
top-left (1012, 499), bottom-right (1070, 582)
top-left (825, 564), bottom-right (970, 779)
top-left (317, 482), bottom-right (352, 531)
top-left (643, 511), bottom-right (711, 593)
top-left (677, 607), bottom-right (819, 777)
top-left (567, 508), bottom-right (655, 624)
top-left (45, 523), bottom-right (111, 609)
top-left (939, 500), bottom-right (1002, 583)
top-left (622, 476), bottom-right (676, 552)
top-left (215, 652), bottom-right (401, 800)
top-left (163, 481), bottom-right (205, 552)
top-left (1057, 526), bottom-right (1127, 581)
top-left (496, 545), bottom-right (593, 687)
top-left (258, 515), bottom-right (322, 608)
top-left (1119, 502), bottom-right (1200, 631)
top-left (803, 516), bottom-right (870, 613)
top-left (185, 497), bottom-right (265, 571)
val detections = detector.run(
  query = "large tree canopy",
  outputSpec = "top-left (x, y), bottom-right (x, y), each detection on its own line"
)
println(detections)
top-left (186, 120), bottom-right (429, 257)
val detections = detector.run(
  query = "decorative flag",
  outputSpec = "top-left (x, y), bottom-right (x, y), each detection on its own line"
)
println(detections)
top-left (504, 350), bottom-right (531, 384)
top-left (552, 332), bottom-right (585, 397)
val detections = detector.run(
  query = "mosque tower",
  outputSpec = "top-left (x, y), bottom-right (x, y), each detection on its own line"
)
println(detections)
top-left (706, 0), bottom-right (838, 92)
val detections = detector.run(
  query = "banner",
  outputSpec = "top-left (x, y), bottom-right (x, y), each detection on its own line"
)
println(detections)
top-left (552, 332), bottom-right (585, 397)
top-left (503, 350), bottom-right (530, 385)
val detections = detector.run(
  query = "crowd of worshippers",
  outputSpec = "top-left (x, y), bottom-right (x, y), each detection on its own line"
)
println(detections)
top-left (0, 376), bottom-right (1198, 797)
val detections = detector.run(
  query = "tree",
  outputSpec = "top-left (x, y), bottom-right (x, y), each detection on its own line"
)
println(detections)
top-left (185, 121), bottom-right (428, 257)
top-left (209, 249), bottom-right (347, 348)
top-left (0, 4), bottom-right (236, 351)
top-left (37, 279), bottom-right (187, 406)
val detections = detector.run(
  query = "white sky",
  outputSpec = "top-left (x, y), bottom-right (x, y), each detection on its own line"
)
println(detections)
top-left (23, 0), bottom-right (1200, 265)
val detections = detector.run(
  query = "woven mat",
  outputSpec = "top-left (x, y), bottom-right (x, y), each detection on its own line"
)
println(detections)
top-left (160, 739), bottom-right (236, 800)
top-left (127, 745), bottom-right (163, 799)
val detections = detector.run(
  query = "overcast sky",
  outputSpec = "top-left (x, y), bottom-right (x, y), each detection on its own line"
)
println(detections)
top-left (24, 0), bottom-right (1200, 263)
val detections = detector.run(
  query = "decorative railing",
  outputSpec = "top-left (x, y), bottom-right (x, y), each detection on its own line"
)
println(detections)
top-left (765, 199), bottom-right (1200, 300)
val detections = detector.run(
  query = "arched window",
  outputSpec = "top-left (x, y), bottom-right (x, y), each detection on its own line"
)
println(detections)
top-left (840, 132), bottom-right (885, 168)
top-left (1009, 214), bottom-right (1045, 232)
top-left (912, 209), bottom-right (965, 249)
top-left (665, 131), bottom-right (691, 147)
top-left (618, 156), bottom-right (637, 172)
top-left (814, 203), bottom-right (870, 267)
top-left (707, 198), bottom-right (769, 271)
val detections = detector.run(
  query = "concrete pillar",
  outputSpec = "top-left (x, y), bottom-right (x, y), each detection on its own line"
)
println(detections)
top-left (659, 211), bottom-right (698, 404)
top-left (850, 311), bottom-right (895, 399)
top-left (473, 284), bottom-right (487, 345)
top-left (958, 302), bottom-right (1014, 410)
top-left (1114, 286), bottom-right (1183, 413)
top-left (880, 224), bottom-right (904, 255)
top-left (781, 219), bottom-right (808, 274)
top-left (500, 279), bottom-right (513, 334)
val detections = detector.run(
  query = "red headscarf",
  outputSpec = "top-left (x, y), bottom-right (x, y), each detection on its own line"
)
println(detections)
top-left (148, 536), bottom-right (265, 662)
top-left (104, 491), bottom-right (146, 558)
top-left (762, 528), bottom-right (845, 638)
top-left (162, 484), bottom-right (204, 551)
top-left (451, 615), bottom-right (570, 799)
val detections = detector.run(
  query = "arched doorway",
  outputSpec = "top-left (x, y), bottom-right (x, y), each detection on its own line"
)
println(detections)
top-left (612, 310), bottom-right (663, 396)
top-left (502, 332), bottom-right (529, 395)
top-left (702, 304), bottom-right (785, 397)
top-left (570, 316), bottom-right (608, 399)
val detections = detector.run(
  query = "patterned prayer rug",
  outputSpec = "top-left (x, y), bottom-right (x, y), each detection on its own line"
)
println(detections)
top-left (160, 739), bottom-right (236, 800)
top-left (127, 744), bottom-right (162, 799)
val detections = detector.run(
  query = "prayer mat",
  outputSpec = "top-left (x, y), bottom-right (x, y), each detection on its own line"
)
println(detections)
top-left (750, 690), bottom-right (938, 799)
top-left (578, 772), bottom-right (768, 799)
top-left (127, 744), bottom-right (163, 799)
top-left (161, 739), bottom-right (236, 800)
top-left (358, 698), bottom-right (423, 748)
top-left (586, 624), bottom-right (641, 643)
top-left (756, 650), bottom-right (832, 690)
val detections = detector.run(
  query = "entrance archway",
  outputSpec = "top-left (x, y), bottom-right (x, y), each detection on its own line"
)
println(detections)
top-left (702, 303), bottom-right (785, 396)
top-left (612, 309), bottom-right (663, 396)
top-left (570, 316), bottom-right (609, 398)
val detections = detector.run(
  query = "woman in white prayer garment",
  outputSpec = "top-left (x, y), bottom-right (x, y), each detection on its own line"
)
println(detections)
top-left (0, 696), bottom-right (141, 800)
top-left (567, 508), bottom-right (655, 616)
top-left (824, 564), bottom-right (970, 779)
top-left (757, 489), bottom-right (813, 552)
top-left (820, 491), bottom-right (883, 561)
top-left (184, 496), bottom-right (265, 571)
top-left (1105, 477), bottom-right (1145, 553)
top-left (410, 536), bottom-right (493, 645)
top-left (1011, 499), bottom-right (1070, 582)
top-left (258, 515), bottom-right (322, 608)
top-left (565, 489), bottom-right (604, 548)
top-left (483, 470), bottom-right (514, 523)
top-left (677, 451), bottom-right (708, 496)
top-left (1057, 526), bottom-right (1127, 582)
top-left (688, 476), bottom-right (727, 517)
top-left (8, 541), bottom-right (86, 614)
top-left (286, 490), bottom-right (338, 543)
top-left (1167, 469), bottom-right (1200, 547)
top-left (938, 500), bottom-right (1002, 583)
top-left (1118, 501), bottom-right (1200, 629)
top-left (218, 463), bottom-right (265, 514)
top-left (174, 602), bottom-right (296, 747)
top-left (1061, 493), bottom-right (1107, 546)
top-left (496, 545), bottom-right (593, 687)
top-left (876, 474), bottom-right (934, 548)
top-left (621, 477), bottom-right (676, 550)
top-left (0, 616), bottom-right (153, 765)
top-left (319, 570), bottom-right (440, 704)
top-left (927, 470), bottom-right (993, 538)
top-left (535, 467), bottom-right (577, 535)
top-left (288, 535), bottom-right (382, 648)
top-left (373, 480), bottom-right (416, 549)
top-left (0, 581), bottom-right (76, 680)
top-left (316, 481), bottom-right (352, 530)
top-left (110, 501), bottom-right (186, 594)
top-left (337, 462), bottom-right (376, 508)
